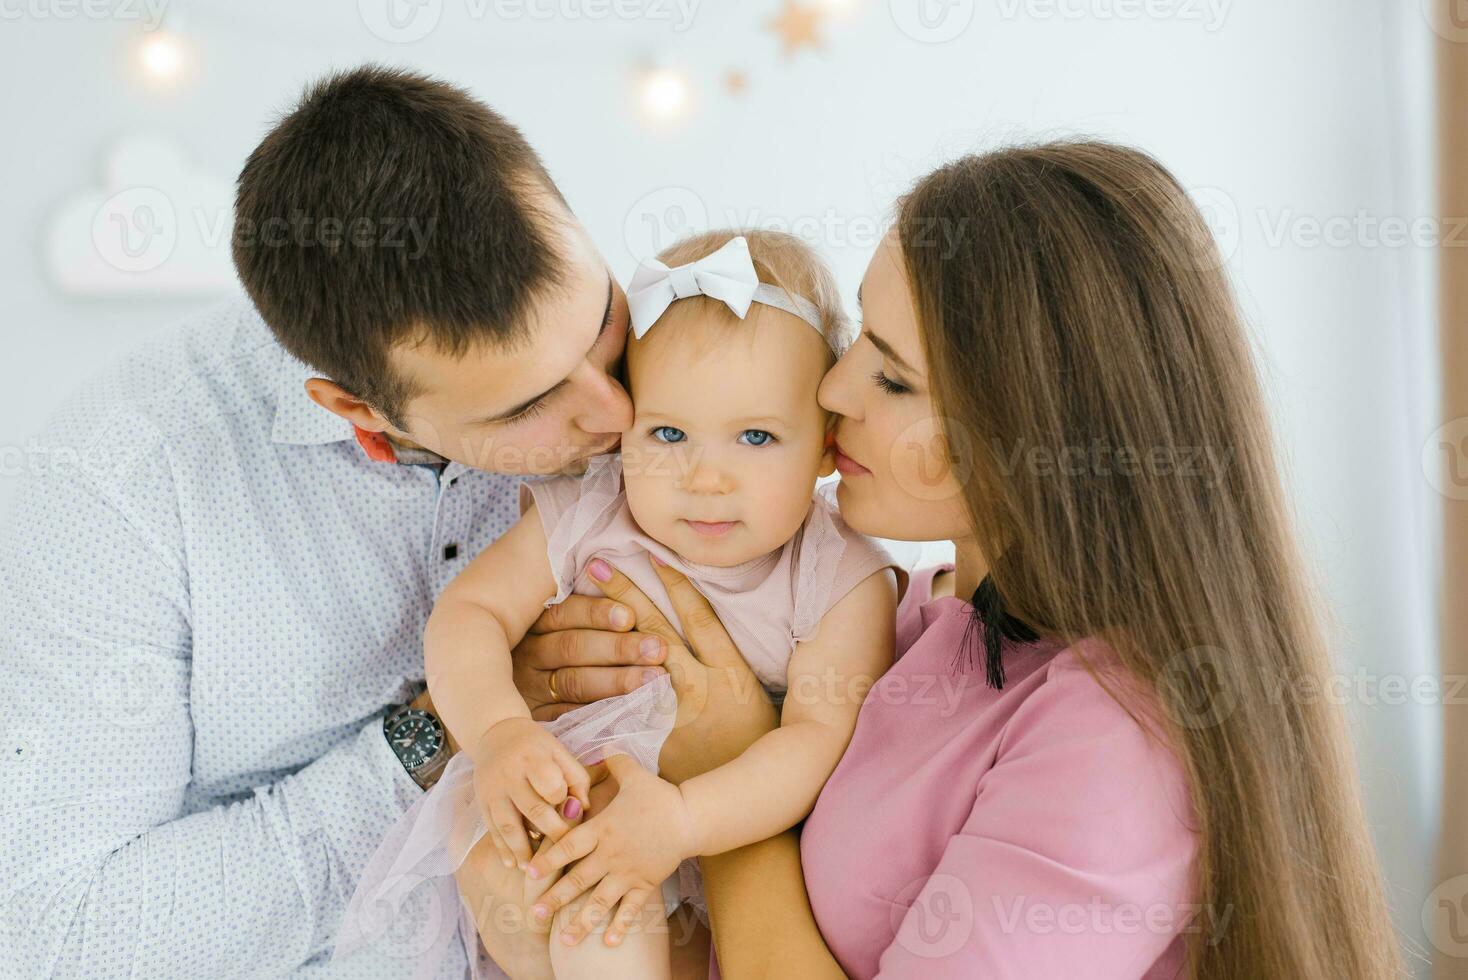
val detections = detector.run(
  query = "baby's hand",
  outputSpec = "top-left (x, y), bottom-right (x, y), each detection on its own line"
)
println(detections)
top-left (474, 717), bottom-right (590, 870)
top-left (524, 753), bottom-right (699, 948)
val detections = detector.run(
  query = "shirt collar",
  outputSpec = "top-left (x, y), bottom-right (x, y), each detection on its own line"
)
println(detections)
top-left (270, 347), bottom-right (450, 467)
top-left (271, 349), bottom-right (355, 448)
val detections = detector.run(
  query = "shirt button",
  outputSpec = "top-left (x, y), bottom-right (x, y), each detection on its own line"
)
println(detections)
top-left (443, 544), bottom-right (459, 561)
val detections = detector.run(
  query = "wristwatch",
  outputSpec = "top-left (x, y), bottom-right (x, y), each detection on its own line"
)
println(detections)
top-left (383, 704), bottom-right (450, 790)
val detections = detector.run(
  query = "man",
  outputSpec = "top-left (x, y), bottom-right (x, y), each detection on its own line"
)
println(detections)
top-left (0, 65), bottom-right (698, 978)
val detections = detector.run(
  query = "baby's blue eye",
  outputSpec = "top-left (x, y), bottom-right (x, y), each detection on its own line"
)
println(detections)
top-left (739, 430), bottom-right (776, 447)
top-left (651, 426), bottom-right (686, 444)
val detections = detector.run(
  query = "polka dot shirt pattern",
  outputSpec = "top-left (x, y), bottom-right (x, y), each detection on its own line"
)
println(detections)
top-left (0, 300), bottom-right (526, 978)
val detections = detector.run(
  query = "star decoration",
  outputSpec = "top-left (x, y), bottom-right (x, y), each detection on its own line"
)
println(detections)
top-left (766, 0), bottom-right (824, 57)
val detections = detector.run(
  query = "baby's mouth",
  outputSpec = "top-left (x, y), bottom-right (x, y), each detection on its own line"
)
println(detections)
top-left (682, 519), bottom-right (740, 538)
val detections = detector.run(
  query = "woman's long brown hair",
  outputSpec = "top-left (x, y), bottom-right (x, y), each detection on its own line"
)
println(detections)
top-left (898, 140), bottom-right (1403, 978)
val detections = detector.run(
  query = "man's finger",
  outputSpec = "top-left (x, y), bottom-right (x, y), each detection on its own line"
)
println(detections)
top-left (583, 559), bottom-right (683, 645)
top-left (515, 627), bottom-right (666, 671)
top-left (551, 664), bottom-right (667, 706)
top-left (650, 557), bottom-right (748, 671)
top-left (526, 594), bottom-right (635, 636)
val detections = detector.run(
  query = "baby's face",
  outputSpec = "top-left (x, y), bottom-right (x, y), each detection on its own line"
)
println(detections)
top-left (621, 300), bottom-right (836, 567)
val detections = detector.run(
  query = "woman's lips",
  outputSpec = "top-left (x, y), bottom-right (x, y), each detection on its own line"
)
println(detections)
top-left (832, 440), bottom-right (871, 477)
top-left (683, 520), bottom-right (739, 537)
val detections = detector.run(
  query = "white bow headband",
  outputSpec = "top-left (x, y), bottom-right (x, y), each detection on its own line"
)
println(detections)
top-left (625, 236), bottom-right (828, 346)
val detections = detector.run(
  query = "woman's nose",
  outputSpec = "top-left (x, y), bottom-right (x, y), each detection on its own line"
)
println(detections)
top-left (817, 350), bottom-right (862, 420)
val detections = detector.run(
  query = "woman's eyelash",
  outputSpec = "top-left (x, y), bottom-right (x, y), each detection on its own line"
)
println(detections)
top-left (871, 370), bottom-right (911, 395)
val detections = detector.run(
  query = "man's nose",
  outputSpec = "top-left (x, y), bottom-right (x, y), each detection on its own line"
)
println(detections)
top-left (572, 364), bottom-right (633, 435)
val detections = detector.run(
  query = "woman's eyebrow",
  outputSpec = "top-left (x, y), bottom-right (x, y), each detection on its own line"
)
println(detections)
top-left (856, 282), bottom-right (918, 374)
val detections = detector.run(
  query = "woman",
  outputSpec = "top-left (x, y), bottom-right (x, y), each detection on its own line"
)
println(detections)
top-left (487, 139), bottom-right (1404, 978)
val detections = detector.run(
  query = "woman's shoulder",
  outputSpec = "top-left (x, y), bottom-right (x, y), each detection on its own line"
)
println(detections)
top-left (1000, 636), bottom-right (1198, 838)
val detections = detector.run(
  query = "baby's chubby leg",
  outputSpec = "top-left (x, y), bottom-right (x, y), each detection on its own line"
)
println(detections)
top-left (547, 888), bottom-right (671, 980)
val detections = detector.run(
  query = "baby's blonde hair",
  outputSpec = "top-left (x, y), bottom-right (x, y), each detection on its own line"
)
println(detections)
top-left (636, 229), bottom-right (850, 362)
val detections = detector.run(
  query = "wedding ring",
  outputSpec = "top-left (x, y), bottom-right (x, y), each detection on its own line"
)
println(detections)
top-left (548, 669), bottom-right (561, 703)
top-left (528, 828), bottom-right (544, 841)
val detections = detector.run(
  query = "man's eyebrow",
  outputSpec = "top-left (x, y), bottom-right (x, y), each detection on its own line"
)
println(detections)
top-left (474, 275), bottom-right (614, 424)
top-left (854, 282), bottom-right (917, 374)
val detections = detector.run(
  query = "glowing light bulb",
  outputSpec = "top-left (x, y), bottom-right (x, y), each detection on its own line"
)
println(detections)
top-left (139, 32), bottom-right (185, 82)
top-left (636, 67), bottom-right (692, 127)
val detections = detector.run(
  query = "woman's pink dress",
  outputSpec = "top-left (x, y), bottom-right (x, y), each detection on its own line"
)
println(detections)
top-left (790, 565), bottom-right (1199, 979)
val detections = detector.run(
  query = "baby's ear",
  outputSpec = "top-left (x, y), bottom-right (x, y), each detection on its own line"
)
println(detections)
top-left (819, 422), bottom-right (838, 478)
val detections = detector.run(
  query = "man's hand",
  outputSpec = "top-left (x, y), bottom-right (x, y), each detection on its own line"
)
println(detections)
top-left (512, 593), bottom-right (670, 720)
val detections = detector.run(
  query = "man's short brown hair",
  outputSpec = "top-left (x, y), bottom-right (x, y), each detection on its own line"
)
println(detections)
top-left (232, 64), bottom-right (567, 426)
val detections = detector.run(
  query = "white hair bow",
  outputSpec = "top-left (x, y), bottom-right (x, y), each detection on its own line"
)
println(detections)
top-left (625, 235), bottom-right (826, 343)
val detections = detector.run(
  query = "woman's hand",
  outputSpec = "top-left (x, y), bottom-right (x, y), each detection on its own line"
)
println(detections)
top-left (525, 752), bottom-right (698, 948)
top-left (591, 555), bottom-right (780, 784)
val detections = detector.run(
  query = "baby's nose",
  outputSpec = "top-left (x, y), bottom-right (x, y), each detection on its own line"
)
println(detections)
top-left (682, 462), bottom-right (733, 494)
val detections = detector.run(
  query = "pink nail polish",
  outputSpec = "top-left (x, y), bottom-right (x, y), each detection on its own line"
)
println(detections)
top-left (589, 559), bottom-right (612, 582)
top-left (562, 797), bottom-right (582, 819)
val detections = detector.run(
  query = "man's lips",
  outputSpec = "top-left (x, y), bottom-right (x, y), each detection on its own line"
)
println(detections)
top-left (683, 519), bottom-right (739, 537)
top-left (832, 439), bottom-right (871, 477)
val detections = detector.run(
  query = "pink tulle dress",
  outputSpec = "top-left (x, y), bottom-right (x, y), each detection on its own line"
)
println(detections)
top-left (335, 453), bottom-right (898, 978)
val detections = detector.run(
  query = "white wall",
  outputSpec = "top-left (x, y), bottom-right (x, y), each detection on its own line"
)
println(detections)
top-left (0, 0), bottom-right (1441, 970)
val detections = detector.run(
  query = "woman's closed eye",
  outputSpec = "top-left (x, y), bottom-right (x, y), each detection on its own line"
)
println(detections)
top-left (870, 370), bottom-right (911, 396)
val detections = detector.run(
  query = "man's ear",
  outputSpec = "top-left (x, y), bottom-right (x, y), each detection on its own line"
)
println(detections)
top-left (303, 378), bottom-right (391, 432)
top-left (818, 419), bottom-right (838, 478)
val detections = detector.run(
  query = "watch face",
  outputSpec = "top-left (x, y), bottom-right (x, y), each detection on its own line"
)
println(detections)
top-left (386, 709), bottom-right (444, 771)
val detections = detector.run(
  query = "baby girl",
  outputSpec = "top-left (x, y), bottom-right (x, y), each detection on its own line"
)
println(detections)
top-left (340, 229), bottom-right (900, 978)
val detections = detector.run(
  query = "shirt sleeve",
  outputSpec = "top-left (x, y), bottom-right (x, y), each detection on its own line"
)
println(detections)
top-left (0, 423), bottom-right (423, 978)
top-left (874, 656), bottom-right (1199, 979)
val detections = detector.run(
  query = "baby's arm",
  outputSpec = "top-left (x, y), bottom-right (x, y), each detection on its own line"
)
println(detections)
top-left (677, 566), bottom-right (898, 856)
top-left (424, 501), bottom-right (559, 754)
top-left (424, 503), bottom-right (590, 866)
